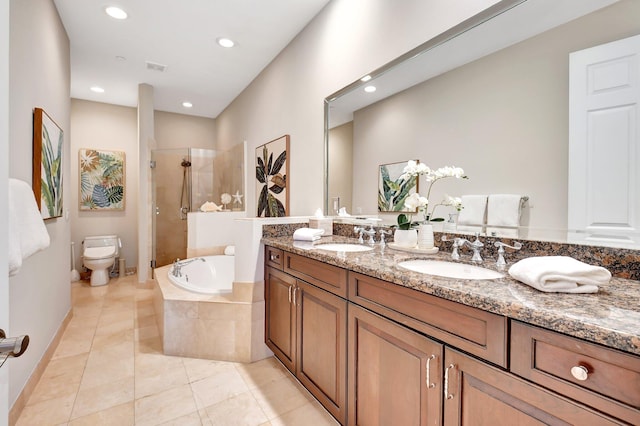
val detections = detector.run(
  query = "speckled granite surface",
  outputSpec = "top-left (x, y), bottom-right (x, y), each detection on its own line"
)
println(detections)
top-left (262, 234), bottom-right (640, 356)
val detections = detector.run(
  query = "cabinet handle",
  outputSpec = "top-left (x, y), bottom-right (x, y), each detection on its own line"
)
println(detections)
top-left (288, 285), bottom-right (292, 304)
top-left (426, 354), bottom-right (436, 389)
top-left (270, 253), bottom-right (280, 261)
top-left (570, 364), bottom-right (590, 381)
top-left (292, 286), bottom-right (298, 306)
top-left (444, 363), bottom-right (455, 400)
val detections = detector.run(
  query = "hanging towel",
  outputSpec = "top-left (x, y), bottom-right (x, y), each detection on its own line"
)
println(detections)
top-left (487, 194), bottom-right (522, 238)
top-left (293, 227), bottom-right (324, 241)
top-left (9, 179), bottom-right (51, 276)
top-left (456, 195), bottom-right (487, 233)
top-left (508, 256), bottom-right (610, 294)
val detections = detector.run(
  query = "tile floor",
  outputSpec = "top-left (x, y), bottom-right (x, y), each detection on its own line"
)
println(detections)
top-left (16, 274), bottom-right (338, 425)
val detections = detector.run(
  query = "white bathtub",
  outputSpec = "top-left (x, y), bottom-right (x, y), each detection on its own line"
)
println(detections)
top-left (168, 255), bottom-right (234, 294)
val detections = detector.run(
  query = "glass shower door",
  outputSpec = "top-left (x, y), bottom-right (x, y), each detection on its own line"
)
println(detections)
top-left (151, 148), bottom-right (190, 268)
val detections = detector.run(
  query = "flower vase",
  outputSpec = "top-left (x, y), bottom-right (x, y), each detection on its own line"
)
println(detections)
top-left (393, 229), bottom-right (418, 248)
top-left (417, 224), bottom-right (434, 250)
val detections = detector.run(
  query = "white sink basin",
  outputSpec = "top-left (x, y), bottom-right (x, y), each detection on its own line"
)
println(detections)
top-left (314, 243), bottom-right (374, 252)
top-left (398, 260), bottom-right (504, 280)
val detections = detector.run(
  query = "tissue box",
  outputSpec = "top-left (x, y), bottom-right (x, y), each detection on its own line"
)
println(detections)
top-left (309, 218), bottom-right (333, 236)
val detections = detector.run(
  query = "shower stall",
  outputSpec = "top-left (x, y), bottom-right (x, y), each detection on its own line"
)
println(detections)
top-left (151, 145), bottom-right (245, 268)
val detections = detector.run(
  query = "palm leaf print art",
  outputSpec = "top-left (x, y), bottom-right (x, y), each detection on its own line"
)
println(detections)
top-left (33, 108), bottom-right (64, 219)
top-left (256, 136), bottom-right (289, 217)
top-left (79, 149), bottom-right (125, 210)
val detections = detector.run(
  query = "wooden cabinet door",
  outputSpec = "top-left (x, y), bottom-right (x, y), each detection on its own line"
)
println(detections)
top-left (265, 267), bottom-right (296, 373)
top-left (443, 348), bottom-right (621, 426)
top-left (296, 281), bottom-right (347, 425)
top-left (348, 304), bottom-right (443, 426)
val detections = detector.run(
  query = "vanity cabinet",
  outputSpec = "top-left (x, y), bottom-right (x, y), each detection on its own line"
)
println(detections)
top-left (264, 245), bottom-right (637, 425)
top-left (264, 251), bottom-right (348, 424)
top-left (444, 347), bottom-right (622, 425)
top-left (348, 303), bottom-right (443, 425)
top-left (511, 321), bottom-right (640, 425)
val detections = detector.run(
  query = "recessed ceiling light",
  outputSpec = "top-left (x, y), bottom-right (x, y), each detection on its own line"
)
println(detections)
top-left (105, 6), bottom-right (128, 20)
top-left (182, 101), bottom-right (193, 108)
top-left (361, 75), bottom-right (372, 82)
top-left (217, 37), bottom-right (235, 48)
top-left (90, 86), bottom-right (105, 93)
top-left (364, 85), bottom-right (377, 93)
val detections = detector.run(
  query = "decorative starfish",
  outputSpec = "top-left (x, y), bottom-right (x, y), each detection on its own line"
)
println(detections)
top-left (232, 190), bottom-right (243, 205)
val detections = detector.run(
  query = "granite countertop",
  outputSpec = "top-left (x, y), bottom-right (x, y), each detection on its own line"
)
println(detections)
top-left (262, 235), bottom-right (640, 356)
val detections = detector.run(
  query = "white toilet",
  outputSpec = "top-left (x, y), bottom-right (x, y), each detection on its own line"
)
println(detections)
top-left (82, 235), bottom-right (121, 286)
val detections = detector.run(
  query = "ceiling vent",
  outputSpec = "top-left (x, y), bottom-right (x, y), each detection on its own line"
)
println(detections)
top-left (145, 61), bottom-right (167, 72)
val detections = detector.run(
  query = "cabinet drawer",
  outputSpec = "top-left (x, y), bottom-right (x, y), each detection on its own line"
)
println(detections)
top-left (349, 272), bottom-right (507, 367)
top-left (284, 252), bottom-right (348, 298)
top-left (265, 246), bottom-right (284, 270)
top-left (511, 321), bottom-right (640, 425)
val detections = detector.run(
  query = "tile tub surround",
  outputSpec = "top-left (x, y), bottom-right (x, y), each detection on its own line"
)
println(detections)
top-left (262, 235), bottom-right (640, 356)
top-left (153, 263), bottom-right (272, 363)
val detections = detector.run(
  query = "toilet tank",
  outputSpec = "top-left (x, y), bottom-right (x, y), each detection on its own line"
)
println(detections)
top-left (83, 235), bottom-right (121, 256)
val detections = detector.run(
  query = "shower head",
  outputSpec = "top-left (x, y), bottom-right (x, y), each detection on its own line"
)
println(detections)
top-left (181, 159), bottom-right (191, 167)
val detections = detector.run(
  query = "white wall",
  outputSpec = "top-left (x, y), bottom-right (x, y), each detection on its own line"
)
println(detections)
top-left (1, 0), bottom-right (10, 422)
top-left (8, 0), bottom-right (70, 407)
top-left (214, 0), bottom-right (500, 217)
top-left (70, 99), bottom-right (139, 271)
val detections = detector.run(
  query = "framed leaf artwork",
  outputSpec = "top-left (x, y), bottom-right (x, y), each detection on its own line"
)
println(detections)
top-left (256, 135), bottom-right (289, 217)
top-left (32, 108), bottom-right (64, 219)
top-left (378, 160), bottom-right (418, 212)
top-left (79, 149), bottom-right (125, 211)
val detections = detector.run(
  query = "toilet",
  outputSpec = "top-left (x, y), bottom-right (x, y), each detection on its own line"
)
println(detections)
top-left (82, 235), bottom-right (121, 286)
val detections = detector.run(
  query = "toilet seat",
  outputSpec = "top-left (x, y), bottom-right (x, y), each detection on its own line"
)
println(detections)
top-left (84, 246), bottom-right (116, 260)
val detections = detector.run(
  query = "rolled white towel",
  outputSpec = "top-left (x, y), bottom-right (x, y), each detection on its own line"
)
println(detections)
top-left (508, 256), bottom-right (610, 294)
top-left (293, 227), bottom-right (324, 241)
top-left (224, 245), bottom-right (235, 256)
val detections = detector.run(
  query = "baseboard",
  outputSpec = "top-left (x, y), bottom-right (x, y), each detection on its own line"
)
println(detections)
top-left (8, 308), bottom-right (73, 426)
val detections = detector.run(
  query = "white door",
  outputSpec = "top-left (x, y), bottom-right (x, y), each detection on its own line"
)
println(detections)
top-left (568, 34), bottom-right (640, 247)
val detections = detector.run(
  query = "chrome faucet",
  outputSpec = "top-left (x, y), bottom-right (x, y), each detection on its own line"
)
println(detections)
top-left (378, 229), bottom-right (391, 246)
top-left (454, 233), bottom-right (484, 263)
top-left (362, 226), bottom-right (377, 245)
top-left (354, 226), bottom-right (365, 244)
top-left (494, 241), bottom-right (522, 270)
top-left (172, 257), bottom-right (205, 277)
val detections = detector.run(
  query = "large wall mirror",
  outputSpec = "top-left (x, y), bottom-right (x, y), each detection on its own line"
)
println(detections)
top-left (324, 0), bottom-right (640, 249)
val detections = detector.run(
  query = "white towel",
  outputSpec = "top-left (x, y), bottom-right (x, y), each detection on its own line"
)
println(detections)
top-left (487, 194), bottom-right (522, 237)
top-left (293, 227), bottom-right (324, 241)
top-left (9, 179), bottom-right (51, 276)
top-left (508, 256), bottom-right (610, 294)
top-left (456, 195), bottom-right (487, 233)
top-left (224, 245), bottom-right (235, 256)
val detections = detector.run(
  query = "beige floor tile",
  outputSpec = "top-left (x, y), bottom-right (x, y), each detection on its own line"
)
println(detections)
top-left (251, 376), bottom-right (313, 420)
top-left (67, 401), bottom-right (134, 426)
top-left (204, 391), bottom-right (268, 426)
top-left (134, 384), bottom-right (198, 426)
top-left (16, 391), bottom-right (76, 426)
top-left (157, 411), bottom-right (204, 425)
top-left (28, 353), bottom-right (88, 404)
top-left (235, 357), bottom-right (289, 390)
top-left (52, 331), bottom-right (94, 359)
top-left (80, 343), bottom-right (134, 389)
top-left (190, 368), bottom-right (249, 409)
top-left (91, 327), bottom-right (134, 352)
top-left (135, 352), bottom-right (189, 398)
top-left (136, 334), bottom-right (163, 355)
top-left (71, 376), bottom-right (134, 420)
top-left (182, 357), bottom-right (237, 383)
top-left (270, 400), bottom-right (339, 426)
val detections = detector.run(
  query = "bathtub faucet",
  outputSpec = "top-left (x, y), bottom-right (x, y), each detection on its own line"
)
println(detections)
top-left (172, 258), bottom-right (205, 277)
